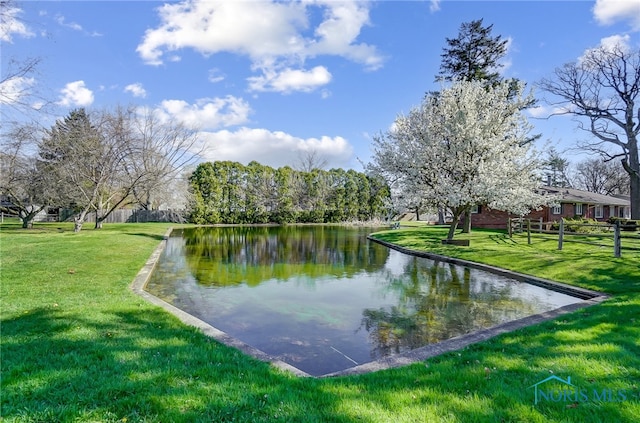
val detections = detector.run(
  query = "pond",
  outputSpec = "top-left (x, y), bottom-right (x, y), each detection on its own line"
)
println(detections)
top-left (145, 226), bottom-right (585, 376)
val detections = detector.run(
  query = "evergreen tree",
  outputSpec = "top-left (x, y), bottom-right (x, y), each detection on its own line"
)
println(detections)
top-left (437, 19), bottom-right (508, 86)
top-left (433, 19), bottom-right (537, 232)
top-left (38, 108), bottom-right (106, 232)
top-left (543, 148), bottom-right (572, 188)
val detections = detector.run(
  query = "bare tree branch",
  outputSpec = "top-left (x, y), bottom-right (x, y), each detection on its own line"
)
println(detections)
top-left (538, 43), bottom-right (640, 218)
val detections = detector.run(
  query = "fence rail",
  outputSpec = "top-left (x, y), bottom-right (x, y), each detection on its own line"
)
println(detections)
top-left (58, 209), bottom-right (187, 224)
top-left (508, 217), bottom-right (639, 258)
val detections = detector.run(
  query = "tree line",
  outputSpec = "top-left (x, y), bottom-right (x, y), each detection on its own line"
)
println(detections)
top-left (188, 161), bottom-right (390, 224)
top-left (542, 148), bottom-right (630, 196)
top-left (3, 11), bottom-right (638, 232)
top-left (181, 226), bottom-right (390, 287)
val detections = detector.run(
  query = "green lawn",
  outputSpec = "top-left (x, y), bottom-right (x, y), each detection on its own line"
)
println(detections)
top-left (1, 221), bottom-right (639, 422)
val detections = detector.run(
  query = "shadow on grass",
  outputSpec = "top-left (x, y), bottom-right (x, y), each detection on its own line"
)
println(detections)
top-left (572, 265), bottom-right (640, 296)
top-left (1, 306), bottom-right (323, 422)
top-left (0, 225), bottom-right (65, 234)
top-left (489, 233), bottom-right (518, 245)
top-left (124, 232), bottom-right (168, 241)
top-left (3, 302), bottom-right (639, 422)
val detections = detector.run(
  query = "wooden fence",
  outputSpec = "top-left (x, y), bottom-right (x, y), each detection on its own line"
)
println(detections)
top-left (58, 209), bottom-right (187, 224)
top-left (508, 217), bottom-right (639, 258)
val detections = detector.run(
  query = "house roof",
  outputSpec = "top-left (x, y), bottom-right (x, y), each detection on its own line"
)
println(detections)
top-left (541, 186), bottom-right (630, 207)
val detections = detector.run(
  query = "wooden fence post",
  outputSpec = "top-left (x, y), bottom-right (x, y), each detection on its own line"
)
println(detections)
top-left (539, 217), bottom-right (543, 233)
top-left (508, 218), bottom-right (512, 237)
top-left (519, 217), bottom-right (523, 232)
top-left (527, 219), bottom-right (531, 244)
top-left (614, 220), bottom-right (622, 258)
top-left (558, 218), bottom-right (564, 250)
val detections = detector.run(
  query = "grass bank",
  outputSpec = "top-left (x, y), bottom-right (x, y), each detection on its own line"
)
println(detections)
top-left (1, 222), bottom-right (639, 422)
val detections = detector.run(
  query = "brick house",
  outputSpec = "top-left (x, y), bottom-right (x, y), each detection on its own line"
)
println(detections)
top-left (470, 186), bottom-right (632, 230)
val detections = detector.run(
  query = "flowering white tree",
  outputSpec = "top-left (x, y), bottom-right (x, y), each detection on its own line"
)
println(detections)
top-left (369, 80), bottom-right (548, 240)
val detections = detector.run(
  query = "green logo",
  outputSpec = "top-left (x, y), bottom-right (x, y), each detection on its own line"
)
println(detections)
top-left (529, 375), bottom-right (636, 405)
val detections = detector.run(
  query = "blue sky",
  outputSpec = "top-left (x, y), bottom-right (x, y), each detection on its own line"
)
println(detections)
top-left (2, 0), bottom-right (639, 170)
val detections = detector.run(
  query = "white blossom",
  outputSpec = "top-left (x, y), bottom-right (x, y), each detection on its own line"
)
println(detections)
top-left (369, 80), bottom-right (549, 238)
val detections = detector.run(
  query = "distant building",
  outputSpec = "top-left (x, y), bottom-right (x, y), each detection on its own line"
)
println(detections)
top-left (471, 186), bottom-right (631, 230)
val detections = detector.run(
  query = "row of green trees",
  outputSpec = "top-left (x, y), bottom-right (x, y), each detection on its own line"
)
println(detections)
top-left (189, 161), bottom-right (391, 224)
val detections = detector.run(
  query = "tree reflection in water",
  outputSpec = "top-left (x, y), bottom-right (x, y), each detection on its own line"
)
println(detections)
top-left (360, 258), bottom-right (541, 359)
top-left (146, 226), bottom-right (582, 375)
top-left (181, 225), bottom-right (389, 287)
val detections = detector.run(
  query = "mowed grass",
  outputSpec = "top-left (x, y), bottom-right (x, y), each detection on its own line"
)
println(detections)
top-left (1, 221), bottom-right (639, 422)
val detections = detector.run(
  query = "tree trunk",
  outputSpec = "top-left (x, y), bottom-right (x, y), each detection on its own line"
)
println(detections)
top-left (438, 208), bottom-right (446, 225)
top-left (631, 172), bottom-right (640, 220)
top-left (447, 208), bottom-right (464, 240)
top-left (95, 209), bottom-right (105, 229)
top-left (20, 211), bottom-right (35, 229)
top-left (74, 210), bottom-right (89, 233)
top-left (462, 207), bottom-right (472, 233)
top-left (622, 153), bottom-right (640, 220)
top-left (415, 206), bottom-right (420, 221)
top-left (18, 207), bottom-right (44, 229)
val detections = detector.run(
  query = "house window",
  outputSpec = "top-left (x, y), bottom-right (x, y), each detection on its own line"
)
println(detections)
top-left (575, 203), bottom-right (583, 215)
top-left (609, 206), bottom-right (616, 218)
top-left (552, 204), bottom-right (562, 215)
top-left (595, 204), bottom-right (604, 219)
top-left (471, 205), bottom-right (480, 214)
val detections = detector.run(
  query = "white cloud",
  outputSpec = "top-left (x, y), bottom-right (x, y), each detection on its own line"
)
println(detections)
top-left (578, 34), bottom-right (631, 64)
top-left (137, 1), bottom-right (307, 66)
top-left (527, 105), bottom-right (549, 119)
top-left (54, 14), bottom-right (102, 37)
top-left (0, 5), bottom-right (34, 42)
top-left (598, 34), bottom-right (631, 52)
top-left (0, 76), bottom-right (35, 105)
top-left (55, 15), bottom-right (83, 31)
top-left (196, 127), bottom-right (354, 169)
top-left (307, 1), bottom-right (384, 71)
top-left (136, 0), bottom-right (384, 93)
top-left (57, 80), bottom-right (94, 107)
top-left (208, 68), bottom-right (225, 83)
top-left (527, 104), bottom-right (574, 119)
top-left (593, 0), bottom-right (640, 30)
top-left (155, 96), bottom-right (251, 130)
top-left (491, 36), bottom-right (515, 76)
top-left (248, 66), bottom-right (332, 93)
top-left (429, 0), bottom-right (441, 13)
top-left (124, 83), bottom-right (147, 98)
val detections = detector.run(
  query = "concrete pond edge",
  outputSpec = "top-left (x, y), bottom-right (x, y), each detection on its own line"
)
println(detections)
top-left (129, 227), bottom-right (609, 379)
top-left (129, 227), bottom-right (311, 377)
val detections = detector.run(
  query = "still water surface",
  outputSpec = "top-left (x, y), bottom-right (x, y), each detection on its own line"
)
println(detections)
top-left (146, 226), bottom-right (582, 376)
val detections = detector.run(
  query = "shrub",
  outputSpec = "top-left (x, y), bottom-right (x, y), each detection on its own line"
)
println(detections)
top-left (563, 217), bottom-right (609, 234)
top-left (608, 217), bottom-right (638, 232)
